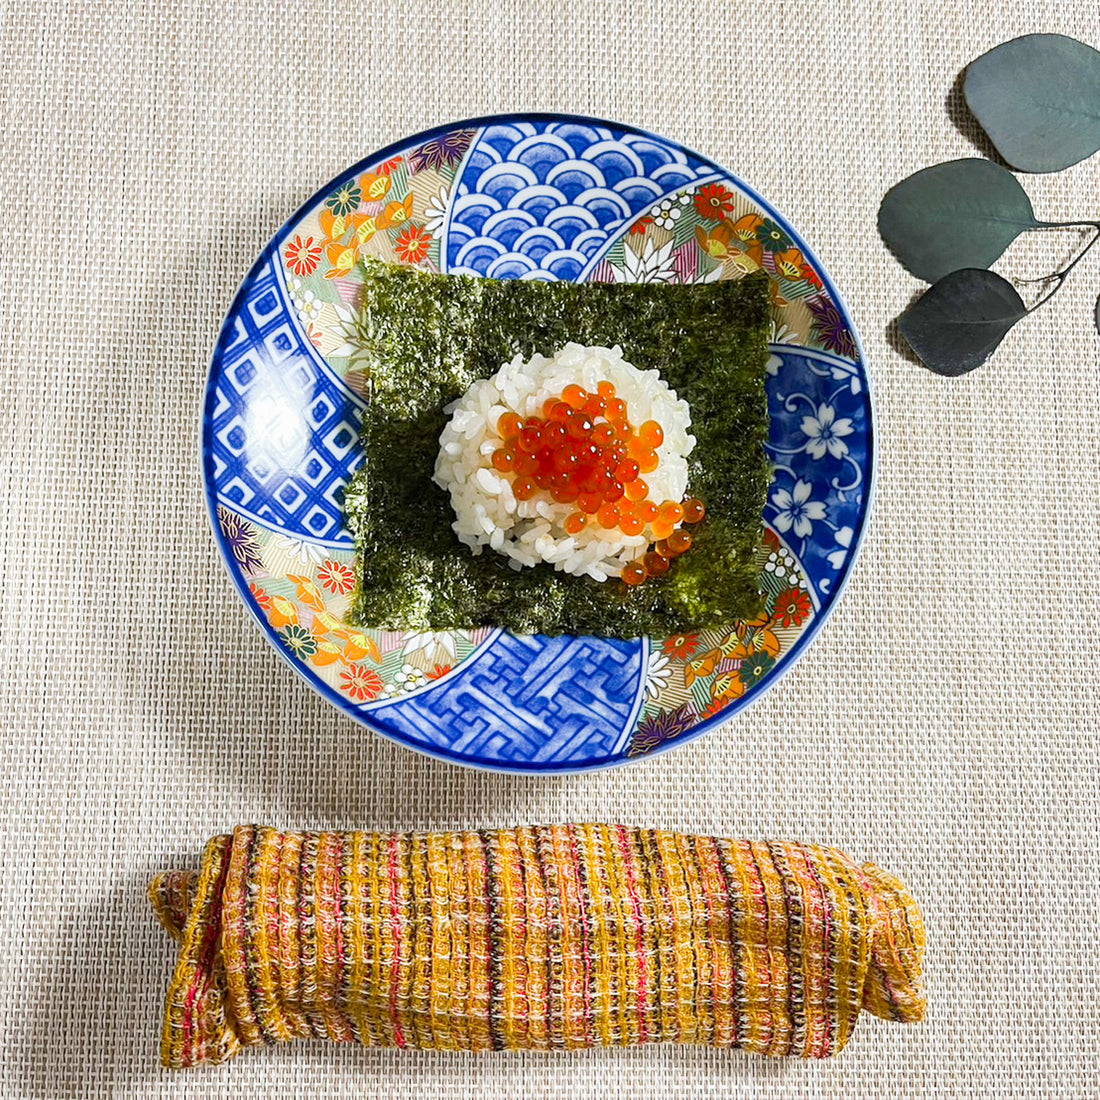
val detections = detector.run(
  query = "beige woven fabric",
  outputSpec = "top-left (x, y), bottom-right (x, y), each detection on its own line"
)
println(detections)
top-left (1, 0), bottom-right (1098, 1095)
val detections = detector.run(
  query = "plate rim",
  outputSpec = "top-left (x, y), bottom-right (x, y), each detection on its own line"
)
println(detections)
top-left (200, 111), bottom-right (875, 774)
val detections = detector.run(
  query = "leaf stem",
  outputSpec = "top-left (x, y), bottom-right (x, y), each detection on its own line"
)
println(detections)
top-left (1023, 223), bottom-right (1100, 312)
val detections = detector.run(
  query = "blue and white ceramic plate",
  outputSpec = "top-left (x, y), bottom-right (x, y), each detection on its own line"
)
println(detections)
top-left (203, 113), bottom-right (871, 774)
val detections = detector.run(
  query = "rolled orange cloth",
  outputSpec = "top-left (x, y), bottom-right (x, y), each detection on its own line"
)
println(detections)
top-left (150, 825), bottom-right (924, 1068)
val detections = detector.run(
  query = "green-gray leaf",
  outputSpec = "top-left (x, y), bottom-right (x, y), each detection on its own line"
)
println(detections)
top-left (964, 34), bottom-right (1100, 173)
top-left (898, 268), bottom-right (1027, 376)
top-left (878, 159), bottom-right (1043, 282)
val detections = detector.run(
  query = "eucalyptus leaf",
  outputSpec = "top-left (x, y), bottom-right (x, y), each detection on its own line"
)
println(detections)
top-left (964, 34), bottom-right (1100, 172)
top-left (898, 268), bottom-right (1027, 376)
top-left (878, 159), bottom-right (1044, 281)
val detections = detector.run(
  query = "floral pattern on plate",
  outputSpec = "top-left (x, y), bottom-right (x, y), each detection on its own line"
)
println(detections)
top-left (203, 115), bottom-right (871, 772)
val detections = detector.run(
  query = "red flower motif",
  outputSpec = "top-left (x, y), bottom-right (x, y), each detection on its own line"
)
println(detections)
top-left (340, 665), bottom-right (383, 702)
top-left (378, 156), bottom-right (402, 175)
top-left (774, 586), bottom-right (812, 628)
top-left (285, 234), bottom-right (322, 276)
top-left (693, 183), bottom-right (735, 222)
top-left (318, 558), bottom-right (355, 596)
top-left (249, 583), bottom-right (273, 613)
top-left (426, 663), bottom-right (452, 680)
top-left (701, 698), bottom-right (729, 720)
top-left (800, 262), bottom-right (823, 289)
top-left (394, 224), bottom-right (431, 263)
top-left (630, 216), bottom-right (654, 236)
top-left (662, 633), bottom-right (700, 660)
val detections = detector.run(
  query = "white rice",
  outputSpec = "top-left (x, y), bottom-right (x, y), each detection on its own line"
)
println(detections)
top-left (433, 343), bottom-right (695, 581)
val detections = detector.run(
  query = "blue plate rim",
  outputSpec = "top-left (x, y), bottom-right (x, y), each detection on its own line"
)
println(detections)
top-left (200, 111), bottom-right (875, 774)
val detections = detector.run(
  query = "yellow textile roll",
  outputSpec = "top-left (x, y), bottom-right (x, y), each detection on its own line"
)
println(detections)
top-left (150, 826), bottom-right (925, 1068)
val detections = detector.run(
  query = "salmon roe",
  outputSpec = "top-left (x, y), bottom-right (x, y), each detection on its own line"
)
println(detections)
top-left (489, 383), bottom-right (707, 588)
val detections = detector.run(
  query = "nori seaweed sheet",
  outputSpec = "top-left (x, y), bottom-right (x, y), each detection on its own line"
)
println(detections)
top-left (344, 259), bottom-right (772, 636)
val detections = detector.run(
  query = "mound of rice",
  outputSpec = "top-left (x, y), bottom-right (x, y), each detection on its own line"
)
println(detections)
top-left (433, 343), bottom-right (695, 581)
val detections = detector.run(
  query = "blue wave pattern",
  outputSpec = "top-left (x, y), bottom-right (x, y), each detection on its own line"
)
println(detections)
top-left (764, 347), bottom-right (868, 600)
top-left (365, 634), bottom-right (645, 765)
top-left (207, 260), bottom-right (364, 544)
top-left (444, 122), bottom-right (713, 280)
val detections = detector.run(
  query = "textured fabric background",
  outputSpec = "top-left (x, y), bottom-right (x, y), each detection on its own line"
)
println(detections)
top-left (1, 1), bottom-right (1098, 1096)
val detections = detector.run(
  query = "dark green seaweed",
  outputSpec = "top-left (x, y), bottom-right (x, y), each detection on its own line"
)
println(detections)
top-left (344, 259), bottom-right (772, 636)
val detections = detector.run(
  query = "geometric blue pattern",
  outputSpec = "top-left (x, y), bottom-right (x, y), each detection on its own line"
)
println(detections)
top-left (364, 633), bottom-right (647, 766)
top-left (443, 120), bottom-right (713, 281)
top-left (206, 260), bottom-right (364, 545)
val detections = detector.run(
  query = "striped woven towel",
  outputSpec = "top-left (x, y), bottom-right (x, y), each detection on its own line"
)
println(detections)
top-left (150, 825), bottom-right (924, 1067)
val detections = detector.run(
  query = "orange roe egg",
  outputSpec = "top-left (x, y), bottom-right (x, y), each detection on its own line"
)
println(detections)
top-left (591, 423), bottom-right (617, 447)
top-left (562, 384), bottom-right (587, 409)
top-left (667, 529), bottom-right (693, 555)
top-left (596, 503), bottom-right (621, 529)
top-left (583, 394), bottom-right (607, 418)
top-left (497, 411), bottom-right (522, 440)
top-left (541, 421), bottom-right (568, 448)
top-left (491, 447), bottom-right (515, 473)
top-left (515, 452), bottom-right (539, 476)
top-left (682, 497), bottom-right (706, 524)
top-left (615, 459), bottom-right (639, 484)
top-left (622, 561), bottom-right (647, 586)
top-left (643, 551), bottom-right (670, 576)
top-left (566, 412), bottom-right (594, 440)
top-left (483, 382), bottom-right (685, 544)
top-left (518, 421), bottom-right (543, 452)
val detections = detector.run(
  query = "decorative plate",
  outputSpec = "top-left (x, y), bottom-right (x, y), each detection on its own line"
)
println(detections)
top-left (203, 113), bottom-right (871, 774)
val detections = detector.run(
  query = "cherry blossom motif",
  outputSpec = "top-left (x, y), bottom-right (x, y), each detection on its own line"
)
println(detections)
top-left (800, 404), bottom-right (855, 460)
top-left (771, 479), bottom-right (826, 539)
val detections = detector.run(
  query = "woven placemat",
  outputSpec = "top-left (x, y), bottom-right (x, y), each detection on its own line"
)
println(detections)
top-left (1, 1), bottom-right (1098, 1096)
